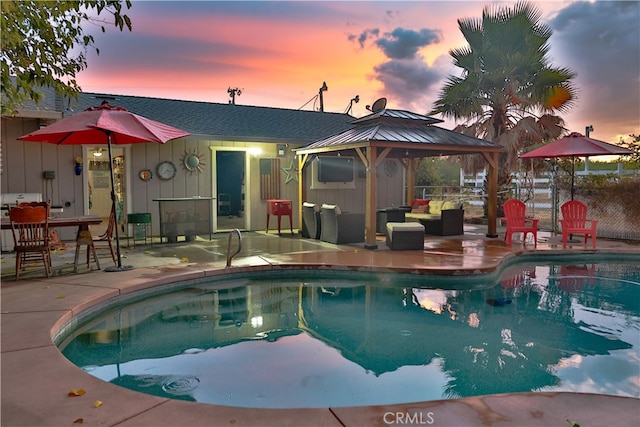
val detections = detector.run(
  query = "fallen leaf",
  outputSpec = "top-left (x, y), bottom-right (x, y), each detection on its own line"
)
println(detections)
top-left (93, 400), bottom-right (103, 408)
top-left (57, 295), bottom-right (65, 299)
top-left (73, 418), bottom-right (84, 424)
top-left (68, 389), bottom-right (86, 397)
top-left (180, 257), bottom-right (189, 263)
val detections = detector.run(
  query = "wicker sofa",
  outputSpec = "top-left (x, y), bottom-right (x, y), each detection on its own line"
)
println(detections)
top-left (405, 199), bottom-right (464, 236)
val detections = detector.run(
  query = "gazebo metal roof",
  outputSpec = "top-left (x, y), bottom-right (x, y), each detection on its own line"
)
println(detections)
top-left (295, 108), bottom-right (503, 248)
top-left (296, 108), bottom-right (501, 157)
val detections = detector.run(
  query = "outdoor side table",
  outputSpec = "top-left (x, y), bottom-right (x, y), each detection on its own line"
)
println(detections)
top-left (127, 212), bottom-right (152, 247)
top-left (266, 199), bottom-right (293, 234)
top-left (376, 208), bottom-right (406, 234)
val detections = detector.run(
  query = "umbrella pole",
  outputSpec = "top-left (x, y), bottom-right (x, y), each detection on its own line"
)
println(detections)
top-left (570, 156), bottom-right (575, 201)
top-left (104, 131), bottom-right (133, 272)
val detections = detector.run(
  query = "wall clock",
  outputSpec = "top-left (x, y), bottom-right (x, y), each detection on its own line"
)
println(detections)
top-left (139, 169), bottom-right (153, 181)
top-left (156, 161), bottom-right (177, 180)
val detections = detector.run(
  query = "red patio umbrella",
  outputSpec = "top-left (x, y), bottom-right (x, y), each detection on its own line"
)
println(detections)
top-left (19, 102), bottom-right (190, 271)
top-left (519, 132), bottom-right (632, 199)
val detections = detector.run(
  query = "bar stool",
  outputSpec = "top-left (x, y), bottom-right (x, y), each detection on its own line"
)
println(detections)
top-left (74, 230), bottom-right (100, 272)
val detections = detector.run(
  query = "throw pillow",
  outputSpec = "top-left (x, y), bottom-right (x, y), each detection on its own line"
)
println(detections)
top-left (429, 200), bottom-right (444, 215)
top-left (442, 201), bottom-right (457, 210)
top-left (411, 204), bottom-right (428, 214)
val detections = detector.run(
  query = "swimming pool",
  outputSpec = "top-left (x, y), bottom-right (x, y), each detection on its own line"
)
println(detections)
top-left (59, 258), bottom-right (640, 408)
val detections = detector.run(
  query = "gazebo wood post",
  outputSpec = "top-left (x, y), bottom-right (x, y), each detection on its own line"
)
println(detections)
top-left (406, 157), bottom-right (415, 205)
top-left (364, 146), bottom-right (377, 249)
top-left (297, 153), bottom-right (308, 233)
top-left (484, 151), bottom-right (499, 237)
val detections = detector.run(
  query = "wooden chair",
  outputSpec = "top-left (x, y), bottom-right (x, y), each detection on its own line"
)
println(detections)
top-left (9, 205), bottom-right (52, 280)
top-left (501, 199), bottom-right (538, 247)
top-left (19, 201), bottom-right (65, 250)
top-left (93, 203), bottom-right (117, 264)
top-left (560, 200), bottom-right (597, 248)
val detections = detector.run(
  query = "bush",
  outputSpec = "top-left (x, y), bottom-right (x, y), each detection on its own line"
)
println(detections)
top-left (579, 175), bottom-right (640, 222)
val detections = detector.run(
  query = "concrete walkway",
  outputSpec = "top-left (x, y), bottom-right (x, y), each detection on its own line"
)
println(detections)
top-left (1, 225), bottom-right (639, 426)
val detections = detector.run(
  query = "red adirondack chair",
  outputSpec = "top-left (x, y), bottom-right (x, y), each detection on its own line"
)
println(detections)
top-left (560, 200), bottom-right (597, 248)
top-left (502, 199), bottom-right (538, 247)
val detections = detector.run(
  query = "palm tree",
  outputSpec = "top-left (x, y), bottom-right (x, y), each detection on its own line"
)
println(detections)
top-left (431, 1), bottom-right (577, 213)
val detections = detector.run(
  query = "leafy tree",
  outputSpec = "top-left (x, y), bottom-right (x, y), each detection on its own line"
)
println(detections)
top-left (1, 0), bottom-right (132, 115)
top-left (415, 158), bottom-right (460, 187)
top-left (619, 134), bottom-right (640, 163)
top-left (431, 1), bottom-right (577, 212)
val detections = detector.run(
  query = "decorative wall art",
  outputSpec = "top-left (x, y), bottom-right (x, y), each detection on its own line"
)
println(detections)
top-left (384, 159), bottom-right (398, 177)
top-left (259, 158), bottom-right (280, 199)
top-left (281, 159), bottom-right (298, 183)
top-left (181, 149), bottom-right (206, 173)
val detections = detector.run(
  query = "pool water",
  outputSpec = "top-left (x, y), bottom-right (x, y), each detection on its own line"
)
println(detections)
top-left (59, 261), bottom-right (640, 408)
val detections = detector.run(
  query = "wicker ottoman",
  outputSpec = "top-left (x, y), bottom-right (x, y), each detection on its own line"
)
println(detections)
top-left (386, 222), bottom-right (425, 250)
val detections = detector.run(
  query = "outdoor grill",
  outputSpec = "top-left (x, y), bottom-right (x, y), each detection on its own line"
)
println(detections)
top-left (1, 193), bottom-right (43, 251)
top-left (1, 193), bottom-right (64, 252)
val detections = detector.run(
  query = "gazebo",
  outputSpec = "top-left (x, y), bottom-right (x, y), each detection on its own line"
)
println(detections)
top-left (295, 105), bottom-right (503, 249)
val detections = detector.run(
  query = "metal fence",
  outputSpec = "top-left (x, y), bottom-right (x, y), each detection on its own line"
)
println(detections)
top-left (413, 180), bottom-right (640, 241)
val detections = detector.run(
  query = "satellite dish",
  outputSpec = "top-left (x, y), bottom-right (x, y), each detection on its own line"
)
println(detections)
top-left (371, 97), bottom-right (387, 113)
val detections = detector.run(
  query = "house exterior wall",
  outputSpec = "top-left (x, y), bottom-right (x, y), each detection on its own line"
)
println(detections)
top-left (2, 118), bottom-right (314, 238)
top-left (2, 117), bottom-right (402, 242)
top-left (302, 158), bottom-right (404, 212)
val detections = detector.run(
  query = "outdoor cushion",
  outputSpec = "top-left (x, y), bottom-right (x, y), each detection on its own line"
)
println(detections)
top-left (429, 200), bottom-right (444, 215)
top-left (405, 213), bottom-right (440, 220)
top-left (387, 222), bottom-right (425, 233)
top-left (321, 203), bottom-right (341, 215)
top-left (442, 200), bottom-right (462, 210)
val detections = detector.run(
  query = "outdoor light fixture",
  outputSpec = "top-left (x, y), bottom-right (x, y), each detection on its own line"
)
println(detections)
top-left (92, 148), bottom-right (103, 157)
top-left (74, 157), bottom-right (83, 175)
top-left (248, 147), bottom-right (262, 157)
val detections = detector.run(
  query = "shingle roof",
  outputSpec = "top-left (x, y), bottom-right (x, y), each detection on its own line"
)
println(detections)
top-left (15, 86), bottom-right (354, 144)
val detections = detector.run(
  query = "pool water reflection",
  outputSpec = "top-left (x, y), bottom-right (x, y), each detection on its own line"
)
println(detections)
top-left (60, 262), bottom-right (640, 408)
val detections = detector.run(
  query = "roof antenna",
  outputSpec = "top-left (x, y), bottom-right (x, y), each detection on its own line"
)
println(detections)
top-left (345, 95), bottom-right (359, 114)
top-left (318, 82), bottom-right (328, 112)
top-left (228, 87), bottom-right (242, 105)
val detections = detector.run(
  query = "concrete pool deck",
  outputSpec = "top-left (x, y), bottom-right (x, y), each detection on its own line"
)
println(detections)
top-left (2, 225), bottom-right (639, 426)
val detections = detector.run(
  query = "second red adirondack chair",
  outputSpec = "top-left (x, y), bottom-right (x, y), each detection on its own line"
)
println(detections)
top-left (560, 200), bottom-right (598, 248)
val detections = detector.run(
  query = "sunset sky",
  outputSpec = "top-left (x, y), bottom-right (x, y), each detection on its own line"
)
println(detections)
top-left (76, 1), bottom-right (640, 147)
